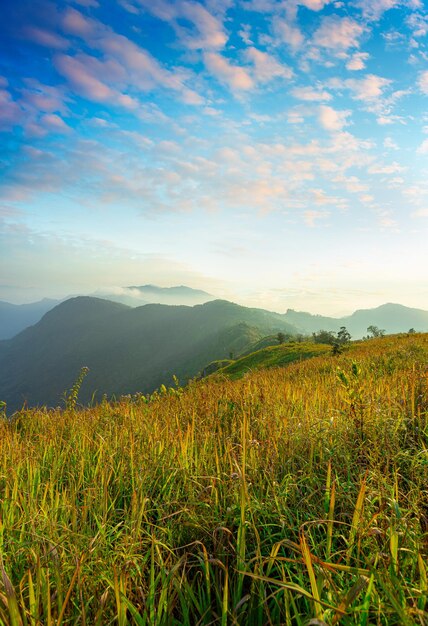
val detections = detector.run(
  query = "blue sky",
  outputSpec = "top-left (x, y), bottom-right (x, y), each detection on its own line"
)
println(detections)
top-left (1, 0), bottom-right (427, 314)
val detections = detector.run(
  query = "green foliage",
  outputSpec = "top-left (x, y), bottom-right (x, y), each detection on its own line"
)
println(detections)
top-left (64, 366), bottom-right (89, 411)
top-left (276, 331), bottom-right (286, 344)
top-left (0, 334), bottom-right (427, 624)
top-left (337, 325), bottom-right (352, 344)
top-left (367, 325), bottom-right (386, 338)
top-left (313, 329), bottom-right (337, 344)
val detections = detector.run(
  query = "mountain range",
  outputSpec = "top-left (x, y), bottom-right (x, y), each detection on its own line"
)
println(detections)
top-left (1, 292), bottom-right (428, 412)
top-left (0, 296), bottom-right (297, 412)
top-left (0, 285), bottom-right (214, 339)
top-left (283, 302), bottom-right (428, 337)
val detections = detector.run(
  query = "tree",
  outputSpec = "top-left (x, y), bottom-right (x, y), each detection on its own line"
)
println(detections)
top-left (277, 332), bottom-right (286, 344)
top-left (408, 328), bottom-right (416, 334)
top-left (313, 330), bottom-right (336, 345)
top-left (337, 326), bottom-right (351, 345)
top-left (367, 325), bottom-right (385, 338)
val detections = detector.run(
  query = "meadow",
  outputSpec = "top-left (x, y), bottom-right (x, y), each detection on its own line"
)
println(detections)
top-left (0, 334), bottom-right (427, 625)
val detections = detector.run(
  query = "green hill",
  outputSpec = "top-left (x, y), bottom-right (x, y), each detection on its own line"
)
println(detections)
top-left (0, 297), bottom-right (299, 411)
top-left (212, 341), bottom-right (331, 379)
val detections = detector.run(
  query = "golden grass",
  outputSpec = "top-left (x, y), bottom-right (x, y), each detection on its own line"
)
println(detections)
top-left (0, 333), bottom-right (427, 624)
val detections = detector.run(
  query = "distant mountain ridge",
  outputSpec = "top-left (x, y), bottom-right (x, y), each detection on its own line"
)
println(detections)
top-left (99, 284), bottom-right (215, 307)
top-left (0, 296), bottom-right (298, 412)
top-left (0, 298), bottom-right (60, 340)
top-left (0, 285), bottom-right (215, 338)
top-left (283, 302), bottom-right (428, 338)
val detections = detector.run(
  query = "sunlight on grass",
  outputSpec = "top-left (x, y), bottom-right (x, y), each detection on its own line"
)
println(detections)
top-left (0, 334), bottom-right (427, 624)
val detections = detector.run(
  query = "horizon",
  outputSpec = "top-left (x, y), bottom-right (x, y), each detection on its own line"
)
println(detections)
top-left (2, 285), bottom-right (427, 319)
top-left (1, 0), bottom-right (427, 315)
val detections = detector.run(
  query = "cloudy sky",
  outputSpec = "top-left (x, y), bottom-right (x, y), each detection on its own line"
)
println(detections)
top-left (1, 0), bottom-right (427, 314)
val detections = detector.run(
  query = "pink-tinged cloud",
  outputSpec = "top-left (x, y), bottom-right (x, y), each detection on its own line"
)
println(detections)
top-left (303, 209), bottom-right (330, 227)
top-left (60, 9), bottom-right (204, 105)
top-left (136, 0), bottom-right (227, 50)
top-left (418, 71), bottom-right (428, 94)
top-left (313, 17), bottom-right (365, 50)
top-left (319, 105), bottom-right (351, 131)
top-left (54, 54), bottom-right (116, 102)
top-left (298, 0), bottom-right (332, 9)
top-left (274, 20), bottom-right (305, 50)
top-left (346, 52), bottom-right (369, 70)
top-left (178, 1), bottom-right (227, 50)
top-left (24, 26), bottom-right (69, 50)
top-left (41, 114), bottom-right (72, 133)
top-left (291, 86), bottom-right (331, 101)
top-left (353, 0), bottom-right (400, 20)
top-left (62, 7), bottom-right (99, 38)
top-left (345, 74), bottom-right (391, 100)
top-left (204, 52), bottom-right (254, 91)
top-left (21, 79), bottom-right (70, 115)
top-left (245, 47), bottom-right (293, 82)
top-left (0, 89), bottom-right (24, 129)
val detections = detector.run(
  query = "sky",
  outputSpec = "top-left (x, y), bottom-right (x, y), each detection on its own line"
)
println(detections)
top-left (1, 0), bottom-right (427, 315)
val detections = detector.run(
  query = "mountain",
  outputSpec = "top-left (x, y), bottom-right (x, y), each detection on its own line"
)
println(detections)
top-left (95, 284), bottom-right (215, 307)
top-left (283, 303), bottom-right (428, 338)
top-left (0, 286), bottom-right (215, 338)
top-left (0, 298), bottom-right (59, 340)
top-left (0, 297), bottom-right (298, 412)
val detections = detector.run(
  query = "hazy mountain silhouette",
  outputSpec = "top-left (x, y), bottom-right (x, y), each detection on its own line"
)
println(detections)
top-left (0, 286), bottom-right (215, 338)
top-left (94, 284), bottom-right (215, 307)
top-left (0, 299), bottom-right (60, 340)
top-left (283, 303), bottom-right (428, 338)
top-left (0, 297), bottom-right (297, 411)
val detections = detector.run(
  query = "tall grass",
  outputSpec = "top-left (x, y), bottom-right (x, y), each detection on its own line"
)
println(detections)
top-left (0, 334), bottom-right (427, 624)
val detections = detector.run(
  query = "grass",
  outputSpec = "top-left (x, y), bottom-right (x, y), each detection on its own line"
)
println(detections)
top-left (212, 341), bottom-right (331, 379)
top-left (0, 333), bottom-right (427, 624)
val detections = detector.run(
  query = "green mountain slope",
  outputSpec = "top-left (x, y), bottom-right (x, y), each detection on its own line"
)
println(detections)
top-left (0, 297), bottom-right (299, 411)
top-left (211, 341), bottom-right (331, 380)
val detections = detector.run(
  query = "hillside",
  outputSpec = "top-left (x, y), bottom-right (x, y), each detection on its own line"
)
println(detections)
top-left (283, 302), bottom-right (428, 337)
top-left (0, 298), bottom-right (59, 339)
top-left (0, 333), bottom-right (426, 624)
top-left (0, 297), bottom-right (298, 412)
top-left (211, 341), bottom-right (331, 379)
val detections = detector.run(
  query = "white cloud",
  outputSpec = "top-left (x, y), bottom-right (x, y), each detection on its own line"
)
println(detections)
top-left (304, 209), bottom-right (330, 227)
top-left (135, 0), bottom-right (228, 50)
top-left (344, 74), bottom-right (392, 100)
top-left (274, 20), bottom-right (305, 50)
top-left (384, 137), bottom-right (399, 149)
top-left (418, 71), bottom-right (428, 95)
top-left (353, 0), bottom-right (400, 20)
top-left (319, 105), bottom-right (351, 131)
top-left (204, 52), bottom-right (254, 91)
top-left (245, 47), bottom-right (293, 82)
top-left (313, 17), bottom-right (365, 50)
top-left (368, 162), bottom-right (406, 174)
top-left (291, 86), bottom-right (332, 101)
top-left (417, 139), bottom-right (428, 154)
top-left (346, 52), bottom-right (369, 70)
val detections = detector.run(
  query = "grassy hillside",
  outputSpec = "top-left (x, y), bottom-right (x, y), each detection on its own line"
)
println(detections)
top-left (0, 333), bottom-right (427, 624)
top-left (212, 341), bottom-right (331, 379)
